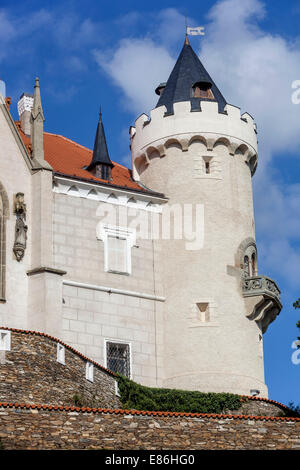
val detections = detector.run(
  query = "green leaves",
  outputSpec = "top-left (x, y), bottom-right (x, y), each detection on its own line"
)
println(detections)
top-left (293, 298), bottom-right (300, 309)
top-left (116, 374), bottom-right (241, 414)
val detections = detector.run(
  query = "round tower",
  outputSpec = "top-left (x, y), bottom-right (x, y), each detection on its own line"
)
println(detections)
top-left (130, 39), bottom-right (281, 397)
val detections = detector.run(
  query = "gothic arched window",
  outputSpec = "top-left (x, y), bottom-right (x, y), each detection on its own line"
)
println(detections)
top-left (243, 245), bottom-right (257, 278)
top-left (244, 256), bottom-right (250, 277)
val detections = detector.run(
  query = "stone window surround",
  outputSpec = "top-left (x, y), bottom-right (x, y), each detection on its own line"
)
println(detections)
top-left (97, 224), bottom-right (136, 275)
top-left (104, 338), bottom-right (132, 379)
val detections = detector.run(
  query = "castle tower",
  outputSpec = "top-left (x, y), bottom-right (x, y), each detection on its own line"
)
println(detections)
top-left (130, 39), bottom-right (282, 396)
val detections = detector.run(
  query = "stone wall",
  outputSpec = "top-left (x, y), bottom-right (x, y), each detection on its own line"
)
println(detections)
top-left (0, 329), bottom-right (120, 408)
top-left (0, 405), bottom-right (299, 450)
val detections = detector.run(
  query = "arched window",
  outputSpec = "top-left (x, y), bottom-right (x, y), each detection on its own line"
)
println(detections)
top-left (0, 182), bottom-right (9, 301)
top-left (251, 252), bottom-right (256, 276)
top-left (244, 256), bottom-right (250, 277)
top-left (243, 244), bottom-right (257, 278)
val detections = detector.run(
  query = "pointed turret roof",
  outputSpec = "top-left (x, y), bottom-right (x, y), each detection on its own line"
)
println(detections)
top-left (87, 110), bottom-right (113, 170)
top-left (31, 77), bottom-right (45, 121)
top-left (156, 40), bottom-right (227, 114)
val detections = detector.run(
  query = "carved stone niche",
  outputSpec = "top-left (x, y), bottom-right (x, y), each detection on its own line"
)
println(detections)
top-left (13, 193), bottom-right (27, 262)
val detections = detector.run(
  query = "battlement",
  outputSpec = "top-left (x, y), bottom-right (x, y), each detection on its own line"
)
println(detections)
top-left (131, 101), bottom-right (258, 180)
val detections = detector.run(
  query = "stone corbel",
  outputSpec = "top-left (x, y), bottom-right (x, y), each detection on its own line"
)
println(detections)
top-left (13, 193), bottom-right (27, 262)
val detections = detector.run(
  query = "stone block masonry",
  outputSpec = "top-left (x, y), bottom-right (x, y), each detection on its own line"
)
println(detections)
top-left (0, 405), bottom-right (299, 450)
top-left (0, 328), bottom-right (121, 408)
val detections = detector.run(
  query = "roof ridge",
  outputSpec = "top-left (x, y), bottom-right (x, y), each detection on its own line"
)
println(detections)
top-left (0, 402), bottom-right (298, 421)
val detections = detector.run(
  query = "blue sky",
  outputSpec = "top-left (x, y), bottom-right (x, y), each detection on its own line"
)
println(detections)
top-left (1, 0), bottom-right (300, 406)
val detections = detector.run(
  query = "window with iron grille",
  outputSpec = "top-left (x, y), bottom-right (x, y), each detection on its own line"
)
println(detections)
top-left (106, 342), bottom-right (130, 377)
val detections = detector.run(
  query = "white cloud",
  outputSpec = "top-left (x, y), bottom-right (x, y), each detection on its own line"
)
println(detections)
top-left (201, 0), bottom-right (300, 166)
top-left (93, 38), bottom-right (174, 115)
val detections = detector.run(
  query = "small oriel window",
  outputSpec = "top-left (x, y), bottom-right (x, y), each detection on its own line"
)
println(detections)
top-left (106, 342), bottom-right (130, 377)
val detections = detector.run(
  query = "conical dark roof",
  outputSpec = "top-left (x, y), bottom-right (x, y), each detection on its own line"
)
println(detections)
top-left (87, 111), bottom-right (113, 170)
top-left (156, 39), bottom-right (227, 114)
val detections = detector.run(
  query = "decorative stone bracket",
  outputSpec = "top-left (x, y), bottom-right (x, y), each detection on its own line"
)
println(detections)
top-left (243, 276), bottom-right (282, 333)
top-left (13, 193), bottom-right (27, 262)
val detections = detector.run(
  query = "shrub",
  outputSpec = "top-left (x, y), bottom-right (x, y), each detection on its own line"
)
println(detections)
top-left (116, 374), bottom-right (242, 414)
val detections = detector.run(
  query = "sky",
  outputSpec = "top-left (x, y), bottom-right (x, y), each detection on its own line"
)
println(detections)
top-left (0, 0), bottom-right (299, 406)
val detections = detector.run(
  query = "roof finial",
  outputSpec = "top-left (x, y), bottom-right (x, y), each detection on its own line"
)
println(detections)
top-left (185, 15), bottom-right (190, 45)
top-left (99, 105), bottom-right (102, 122)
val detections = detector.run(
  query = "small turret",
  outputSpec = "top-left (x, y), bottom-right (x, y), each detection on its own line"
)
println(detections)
top-left (87, 109), bottom-right (113, 180)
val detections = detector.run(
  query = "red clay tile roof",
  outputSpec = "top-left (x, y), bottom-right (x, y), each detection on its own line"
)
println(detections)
top-left (16, 122), bottom-right (154, 194)
top-left (0, 402), bottom-right (299, 422)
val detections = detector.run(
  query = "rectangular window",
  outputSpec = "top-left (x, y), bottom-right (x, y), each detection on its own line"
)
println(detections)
top-left (106, 341), bottom-right (130, 378)
top-left (0, 330), bottom-right (10, 351)
top-left (107, 235), bottom-right (127, 273)
top-left (86, 362), bottom-right (94, 382)
top-left (97, 224), bottom-right (136, 275)
top-left (57, 343), bottom-right (65, 364)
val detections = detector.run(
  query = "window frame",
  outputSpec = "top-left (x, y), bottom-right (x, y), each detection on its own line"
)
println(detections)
top-left (97, 224), bottom-right (136, 275)
top-left (104, 339), bottom-right (132, 379)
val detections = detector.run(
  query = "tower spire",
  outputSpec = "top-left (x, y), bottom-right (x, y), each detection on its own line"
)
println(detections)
top-left (87, 107), bottom-right (113, 179)
top-left (155, 41), bottom-right (226, 114)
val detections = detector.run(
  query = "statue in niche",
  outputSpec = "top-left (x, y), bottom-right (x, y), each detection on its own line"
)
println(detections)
top-left (13, 193), bottom-right (27, 261)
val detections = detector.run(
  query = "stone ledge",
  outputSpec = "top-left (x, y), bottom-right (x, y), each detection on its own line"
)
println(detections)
top-left (26, 266), bottom-right (67, 276)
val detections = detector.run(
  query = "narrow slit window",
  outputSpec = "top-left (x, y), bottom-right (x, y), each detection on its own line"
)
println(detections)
top-left (0, 330), bottom-right (10, 350)
top-left (86, 362), bottom-right (94, 382)
top-left (57, 343), bottom-right (65, 364)
top-left (205, 161), bottom-right (210, 174)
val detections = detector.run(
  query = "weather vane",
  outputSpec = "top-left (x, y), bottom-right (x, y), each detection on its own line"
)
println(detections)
top-left (185, 16), bottom-right (205, 37)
